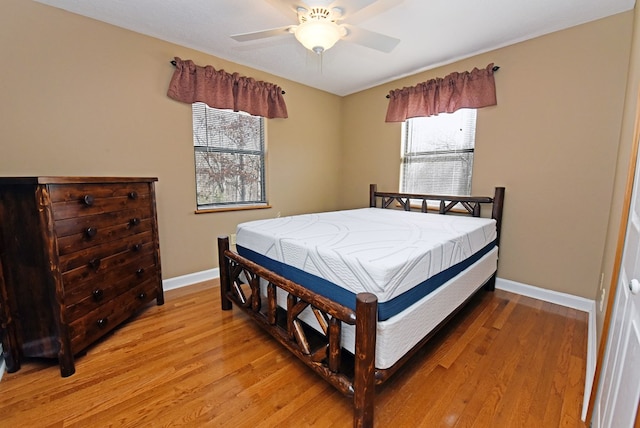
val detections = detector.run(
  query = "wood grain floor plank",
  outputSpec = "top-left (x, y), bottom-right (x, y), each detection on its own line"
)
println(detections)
top-left (493, 302), bottom-right (569, 428)
top-left (375, 294), bottom-right (499, 426)
top-left (542, 314), bottom-right (577, 426)
top-left (416, 327), bottom-right (500, 427)
top-left (434, 329), bottom-right (504, 428)
top-left (450, 299), bottom-right (543, 427)
top-left (437, 297), bottom-right (502, 369)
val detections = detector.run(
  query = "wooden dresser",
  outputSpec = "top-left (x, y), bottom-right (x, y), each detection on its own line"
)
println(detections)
top-left (0, 177), bottom-right (163, 377)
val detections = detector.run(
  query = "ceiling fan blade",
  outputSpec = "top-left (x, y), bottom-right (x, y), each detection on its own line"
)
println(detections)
top-left (301, 0), bottom-right (335, 7)
top-left (263, 0), bottom-right (300, 18)
top-left (348, 0), bottom-right (405, 23)
top-left (330, 0), bottom-right (377, 18)
top-left (342, 24), bottom-right (400, 53)
top-left (231, 26), bottom-right (294, 42)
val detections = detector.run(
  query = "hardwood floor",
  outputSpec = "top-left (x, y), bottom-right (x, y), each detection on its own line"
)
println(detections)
top-left (0, 280), bottom-right (588, 427)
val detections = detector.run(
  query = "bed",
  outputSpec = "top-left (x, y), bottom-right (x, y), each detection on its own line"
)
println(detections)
top-left (217, 184), bottom-right (505, 427)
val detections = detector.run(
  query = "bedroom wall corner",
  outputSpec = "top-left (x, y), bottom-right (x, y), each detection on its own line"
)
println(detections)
top-left (340, 13), bottom-right (634, 302)
top-left (596, 3), bottom-right (640, 343)
top-left (1, 0), bottom-right (344, 280)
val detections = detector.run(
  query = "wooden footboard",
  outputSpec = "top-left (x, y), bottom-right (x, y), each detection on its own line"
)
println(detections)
top-left (218, 185), bottom-right (505, 428)
top-left (218, 236), bottom-right (377, 427)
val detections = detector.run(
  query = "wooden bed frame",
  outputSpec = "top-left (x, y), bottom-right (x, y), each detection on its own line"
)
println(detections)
top-left (217, 184), bottom-right (505, 427)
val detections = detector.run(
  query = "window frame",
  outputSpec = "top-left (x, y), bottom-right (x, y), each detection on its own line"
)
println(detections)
top-left (192, 103), bottom-right (270, 213)
top-left (400, 108), bottom-right (477, 198)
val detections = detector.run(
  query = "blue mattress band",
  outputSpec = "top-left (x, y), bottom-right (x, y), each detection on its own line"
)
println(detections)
top-left (236, 241), bottom-right (496, 321)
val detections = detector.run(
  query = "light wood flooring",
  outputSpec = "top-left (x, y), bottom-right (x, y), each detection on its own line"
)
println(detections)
top-left (0, 280), bottom-right (588, 427)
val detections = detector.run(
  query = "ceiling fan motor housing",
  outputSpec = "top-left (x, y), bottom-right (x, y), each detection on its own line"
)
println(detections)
top-left (295, 6), bottom-right (345, 53)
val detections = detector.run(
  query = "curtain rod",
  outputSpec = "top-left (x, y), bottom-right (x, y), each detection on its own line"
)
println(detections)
top-left (170, 60), bottom-right (286, 95)
top-left (385, 65), bottom-right (500, 98)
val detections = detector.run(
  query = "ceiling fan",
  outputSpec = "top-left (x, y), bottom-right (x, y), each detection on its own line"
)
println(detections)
top-left (230, 0), bottom-right (403, 54)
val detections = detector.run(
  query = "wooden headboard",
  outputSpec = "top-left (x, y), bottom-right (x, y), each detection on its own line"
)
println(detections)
top-left (369, 184), bottom-right (505, 245)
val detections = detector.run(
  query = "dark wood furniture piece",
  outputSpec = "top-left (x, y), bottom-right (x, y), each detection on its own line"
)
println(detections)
top-left (0, 177), bottom-right (163, 377)
top-left (217, 184), bottom-right (505, 428)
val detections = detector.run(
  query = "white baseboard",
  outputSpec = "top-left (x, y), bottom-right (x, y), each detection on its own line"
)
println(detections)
top-left (162, 268), bottom-right (219, 291)
top-left (495, 278), bottom-right (596, 421)
top-left (495, 278), bottom-right (595, 312)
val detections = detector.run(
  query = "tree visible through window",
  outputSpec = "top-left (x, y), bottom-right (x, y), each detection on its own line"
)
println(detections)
top-left (400, 109), bottom-right (477, 196)
top-left (192, 103), bottom-right (266, 210)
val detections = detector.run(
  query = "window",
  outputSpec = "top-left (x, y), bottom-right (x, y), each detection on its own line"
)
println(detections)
top-left (192, 103), bottom-right (266, 210)
top-left (400, 109), bottom-right (477, 196)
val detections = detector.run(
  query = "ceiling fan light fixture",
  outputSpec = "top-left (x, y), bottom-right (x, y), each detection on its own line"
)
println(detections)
top-left (294, 20), bottom-right (343, 54)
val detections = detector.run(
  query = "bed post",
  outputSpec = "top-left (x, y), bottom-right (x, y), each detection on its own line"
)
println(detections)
top-left (369, 184), bottom-right (377, 208)
top-left (492, 187), bottom-right (505, 246)
top-left (217, 236), bottom-right (232, 311)
top-left (353, 292), bottom-right (377, 428)
top-left (485, 187), bottom-right (505, 292)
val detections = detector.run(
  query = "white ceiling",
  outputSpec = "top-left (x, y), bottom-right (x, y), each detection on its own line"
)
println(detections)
top-left (35, 0), bottom-right (634, 96)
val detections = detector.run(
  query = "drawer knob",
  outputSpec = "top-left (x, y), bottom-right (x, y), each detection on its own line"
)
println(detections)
top-left (136, 268), bottom-right (145, 277)
top-left (96, 318), bottom-right (108, 329)
top-left (84, 227), bottom-right (98, 239)
top-left (132, 243), bottom-right (142, 252)
top-left (82, 195), bottom-right (95, 206)
top-left (128, 191), bottom-right (138, 200)
top-left (92, 289), bottom-right (104, 301)
top-left (129, 217), bottom-right (140, 227)
top-left (88, 258), bottom-right (101, 270)
top-left (137, 291), bottom-right (147, 300)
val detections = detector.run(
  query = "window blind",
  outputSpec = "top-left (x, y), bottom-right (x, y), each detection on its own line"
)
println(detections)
top-left (401, 109), bottom-right (477, 196)
top-left (192, 103), bottom-right (266, 208)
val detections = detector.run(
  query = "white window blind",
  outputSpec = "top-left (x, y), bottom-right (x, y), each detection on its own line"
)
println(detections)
top-left (192, 103), bottom-right (266, 209)
top-left (400, 109), bottom-right (477, 196)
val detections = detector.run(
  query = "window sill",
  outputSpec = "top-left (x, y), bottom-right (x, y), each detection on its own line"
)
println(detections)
top-left (195, 204), bottom-right (272, 214)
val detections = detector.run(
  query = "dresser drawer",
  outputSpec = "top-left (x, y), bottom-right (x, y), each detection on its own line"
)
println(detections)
top-left (49, 182), bottom-right (151, 220)
top-left (49, 182), bottom-right (151, 203)
top-left (58, 232), bottom-right (154, 272)
top-left (56, 215), bottom-right (153, 256)
top-left (65, 258), bottom-right (158, 322)
top-left (54, 206), bottom-right (153, 238)
top-left (68, 280), bottom-right (158, 353)
top-left (64, 247), bottom-right (156, 293)
top-left (62, 240), bottom-right (156, 282)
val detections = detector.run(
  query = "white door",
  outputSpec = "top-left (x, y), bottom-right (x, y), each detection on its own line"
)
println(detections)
top-left (594, 139), bottom-right (640, 427)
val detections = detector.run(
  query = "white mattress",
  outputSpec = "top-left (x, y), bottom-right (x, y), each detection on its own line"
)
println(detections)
top-left (269, 247), bottom-right (498, 369)
top-left (237, 208), bottom-right (497, 303)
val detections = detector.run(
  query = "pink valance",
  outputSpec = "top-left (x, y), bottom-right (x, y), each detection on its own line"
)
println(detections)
top-left (385, 63), bottom-right (497, 122)
top-left (167, 57), bottom-right (288, 119)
